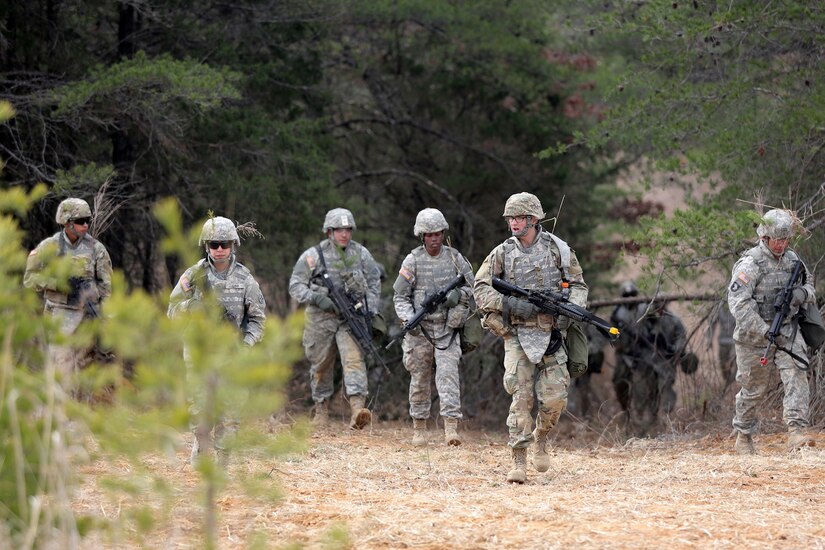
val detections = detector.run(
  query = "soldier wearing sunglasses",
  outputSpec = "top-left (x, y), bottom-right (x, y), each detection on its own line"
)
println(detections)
top-left (24, 197), bottom-right (113, 381)
top-left (168, 215), bottom-right (266, 465)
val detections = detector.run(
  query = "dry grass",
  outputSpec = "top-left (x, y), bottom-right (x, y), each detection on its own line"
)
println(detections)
top-left (71, 417), bottom-right (825, 550)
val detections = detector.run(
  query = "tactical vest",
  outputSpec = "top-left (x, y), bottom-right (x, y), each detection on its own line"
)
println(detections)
top-left (313, 239), bottom-right (367, 290)
top-left (746, 246), bottom-right (801, 323)
top-left (410, 246), bottom-right (465, 323)
top-left (197, 257), bottom-right (251, 329)
top-left (44, 232), bottom-right (102, 306)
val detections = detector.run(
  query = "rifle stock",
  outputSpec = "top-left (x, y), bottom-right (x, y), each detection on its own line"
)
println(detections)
top-left (492, 277), bottom-right (620, 340)
top-left (386, 273), bottom-right (466, 348)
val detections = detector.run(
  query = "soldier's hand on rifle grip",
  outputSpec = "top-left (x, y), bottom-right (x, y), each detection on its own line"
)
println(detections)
top-left (507, 296), bottom-right (536, 320)
top-left (791, 287), bottom-right (807, 308)
top-left (444, 289), bottom-right (461, 309)
top-left (311, 292), bottom-right (338, 314)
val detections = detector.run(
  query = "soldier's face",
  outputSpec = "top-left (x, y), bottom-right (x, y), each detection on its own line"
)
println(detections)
top-left (330, 227), bottom-right (352, 248)
top-left (423, 231), bottom-right (444, 256)
top-left (64, 219), bottom-right (89, 243)
top-left (507, 215), bottom-right (533, 238)
top-left (207, 241), bottom-right (233, 263)
top-left (766, 237), bottom-right (789, 256)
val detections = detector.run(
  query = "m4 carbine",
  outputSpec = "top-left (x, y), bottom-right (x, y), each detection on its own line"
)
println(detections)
top-left (386, 273), bottom-right (466, 349)
top-left (492, 277), bottom-right (619, 340)
top-left (318, 269), bottom-right (389, 374)
top-left (761, 260), bottom-right (808, 367)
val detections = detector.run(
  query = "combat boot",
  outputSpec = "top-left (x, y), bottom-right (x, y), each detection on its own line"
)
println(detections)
top-left (788, 428), bottom-right (815, 451)
top-left (412, 418), bottom-right (427, 446)
top-left (506, 447), bottom-right (527, 484)
top-left (349, 395), bottom-right (371, 430)
top-left (444, 418), bottom-right (461, 446)
top-left (734, 432), bottom-right (755, 455)
top-left (312, 401), bottom-right (329, 427)
top-left (531, 429), bottom-right (551, 472)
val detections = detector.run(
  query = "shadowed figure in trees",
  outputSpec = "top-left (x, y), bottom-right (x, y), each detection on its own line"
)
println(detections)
top-left (611, 282), bottom-right (691, 437)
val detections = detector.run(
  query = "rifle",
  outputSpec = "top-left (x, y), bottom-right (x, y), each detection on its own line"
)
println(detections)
top-left (386, 273), bottom-right (466, 349)
top-left (492, 277), bottom-right (620, 341)
top-left (68, 277), bottom-right (101, 319)
top-left (318, 269), bottom-right (390, 374)
top-left (761, 260), bottom-right (808, 367)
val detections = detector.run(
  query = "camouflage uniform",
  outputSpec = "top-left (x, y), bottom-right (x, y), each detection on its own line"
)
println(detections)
top-left (168, 216), bottom-right (266, 465)
top-left (289, 209), bottom-right (381, 413)
top-left (24, 198), bottom-right (112, 379)
top-left (728, 210), bottom-right (816, 448)
top-left (393, 209), bottom-right (474, 429)
top-left (167, 257), bottom-right (266, 345)
top-left (474, 195), bottom-right (588, 453)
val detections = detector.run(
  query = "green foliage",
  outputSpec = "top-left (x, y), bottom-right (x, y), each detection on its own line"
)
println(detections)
top-left (0, 186), bottom-right (304, 547)
top-left (51, 51), bottom-right (241, 116)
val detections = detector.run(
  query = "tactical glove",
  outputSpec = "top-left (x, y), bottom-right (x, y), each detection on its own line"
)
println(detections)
top-left (507, 297), bottom-right (536, 319)
top-left (791, 287), bottom-right (807, 308)
top-left (556, 316), bottom-right (571, 330)
top-left (444, 289), bottom-right (461, 309)
top-left (311, 292), bottom-right (338, 314)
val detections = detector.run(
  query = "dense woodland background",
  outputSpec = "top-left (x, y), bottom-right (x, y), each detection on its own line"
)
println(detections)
top-left (3, 1), bottom-right (825, 547)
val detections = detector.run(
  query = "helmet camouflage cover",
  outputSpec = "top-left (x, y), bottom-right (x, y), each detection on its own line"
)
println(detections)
top-left (413, 208), bottom-right (449, 237)
top-left (199, 216), bottom-right (240, 247)
top-left (756, 209), bottom-right (794, 240)
top-left (55, 198), bottom-right (92, 224)
top-left (502, 192), bottom-right (545, 219)
top-left (323, 208), bottom-right (356, 232)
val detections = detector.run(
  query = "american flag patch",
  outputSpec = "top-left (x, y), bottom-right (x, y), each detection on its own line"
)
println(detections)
top-left (306, 254), bottom-right (317, 269)
top-left (736, 272), bottom-right (750, 284)
top-left (399, 267), bottom-right (414, 282)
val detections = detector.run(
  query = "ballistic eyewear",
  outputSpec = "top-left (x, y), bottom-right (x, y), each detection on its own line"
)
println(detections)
top-left (207, 241), bottom-right (232, 250)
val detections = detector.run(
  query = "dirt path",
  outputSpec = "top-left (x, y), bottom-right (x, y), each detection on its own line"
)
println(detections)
top-left (75, 420), bottom-right (825, 549)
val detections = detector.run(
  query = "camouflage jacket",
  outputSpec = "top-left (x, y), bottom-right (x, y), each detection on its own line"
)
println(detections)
top-left (727, 241), bottom-right (815, 346)
top-left (23, 230), bottom-right (112, 310)
top-left (289, 238), bottom-right (382, 317)
top-left (168, 256), bottom-right (266, 346)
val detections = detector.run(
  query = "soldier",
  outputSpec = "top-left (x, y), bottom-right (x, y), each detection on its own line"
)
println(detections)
top-left (24, 198), bottom-right (113, 382)
top-left (393, 208), bottom-right (474, 446)
top-left (289, 208), bottom-right (382, 430)
top-left (728, 209), bottom-right (817, 454)
top-left (474, 192), bottom-right (588, 484)
top-left (713, 302), bottom-right (737, 386)
top-left (628, 299), bottom-right (688, 435)
top-left (168, 216), bottom-right (267, 464)
top-left (610, 281), bottom-right (641, 421)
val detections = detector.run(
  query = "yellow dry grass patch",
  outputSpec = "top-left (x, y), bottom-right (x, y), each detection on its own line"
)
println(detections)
top-left (74, 421), bottom-right (825, 549)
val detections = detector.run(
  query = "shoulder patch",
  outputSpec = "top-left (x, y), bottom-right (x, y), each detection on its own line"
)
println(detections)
top-left (399, 266), bottom-right (414, 282)
top-left (180, 276), bottom-right (192, 292)
top-left (306, 253), bottom-right (317, 269)
top-left (736, 272), bottom-right (750, 284)
top-left (29, 250), bottom-right (37, 256)
top-left (729, 281), bottom-right (741, 293)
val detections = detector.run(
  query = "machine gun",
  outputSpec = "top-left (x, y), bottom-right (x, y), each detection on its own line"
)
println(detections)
top-left (386, 273), bottom-right (466, 349)
top-left (492, 277), bottom-right (620, 341)
top-left (318, 269), bottom-right (390, 374)
top-left (761, 260), bottom-right (808, 368)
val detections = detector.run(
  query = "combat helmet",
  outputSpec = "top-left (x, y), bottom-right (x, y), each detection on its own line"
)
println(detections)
top-left (199, 216), bottom-right (240, 247)
top-left (413, 208), bottom-right (449, 237)
top-left (502, 192), bottom-right (545, 219)
top-left (323, 208), bottom-right (356, 232)
top-left (619, 280), bottom-right (639, 298)
top-left (756, 209), bottom-right (794, 240)
top-left (55, 198), bottom-right (92, 225)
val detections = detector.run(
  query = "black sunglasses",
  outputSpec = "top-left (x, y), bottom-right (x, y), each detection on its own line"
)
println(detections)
top-left (207, 241), bottom-right (232, 250)
top-left (71, 217), bottom-right (91, 226)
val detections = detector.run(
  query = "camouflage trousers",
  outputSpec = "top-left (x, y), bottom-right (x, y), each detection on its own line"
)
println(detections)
top-left (303, 317), bottom-right (368, 403)
top-left (503, 336), bottom-right (570, 449)
top-left (733, 338), bottom-right (810, 435)
top-left (44, 303), bottom-right (91, 384)
top-left (401, 327), bottom-right (462, 419)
